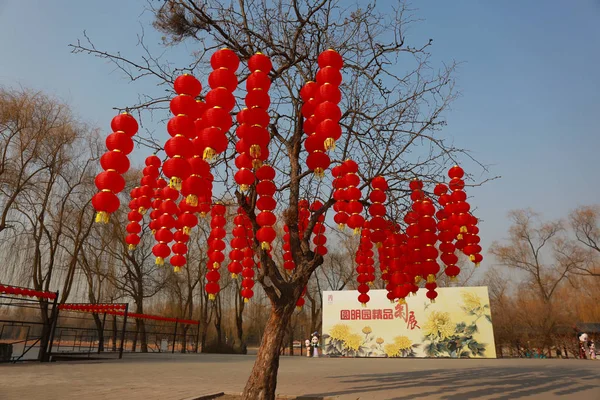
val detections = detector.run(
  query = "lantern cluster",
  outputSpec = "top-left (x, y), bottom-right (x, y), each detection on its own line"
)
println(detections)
top-left (367, 176), bottom-right (388, 246)
top-left (92, 112), bottom-right (138, 223)
top-left (315, 49), bottom-right (344, 151)
top-left (342, 160), bottom-right (364, 234)
top-left (152, 186), bottom-right (180, 265)
top-left (282, 224), bottom-right (295, 272)
top-left (228, 208), bottom-right (248, 278)
top-left (310, 201), bottom-right (328, 256)
top-left (163, 75), bottom-right (201, 190)
top-left (255, 165), bottom-right (277, 250)
top-left (418, 196), bottom-right (440, 302)
top-left (206, 203), bottom-right (227, 300)
top-left (148, 178), bottom-right (167, 235)
top-left (240, 220), bottom-right (256, 303)
top-left (245, 53), bottom-right (273, 166)
top-left (201, 49), bottom-right (239, 161)
top-left (332, 164), bottom-right (349, 229)
top-left (356, 228), bottom-right (374, 306)
top-left (126, 186), bottom-right (143, 251)
top-left (171, 214), bottom-right (192, 273)
top-left (0, 284), bottom-right (57, 300)
top-left (434, 184), bottom-right (460, 280)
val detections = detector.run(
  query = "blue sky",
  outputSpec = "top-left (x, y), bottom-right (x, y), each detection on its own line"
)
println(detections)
top-left (0, 0), bottom-right (598, 268)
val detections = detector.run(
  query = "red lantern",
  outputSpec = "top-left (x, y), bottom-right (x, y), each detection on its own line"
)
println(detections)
top-left (174, 74), bottom-right (202, 97)
top-left (110, 112), bottom-right (139, 136)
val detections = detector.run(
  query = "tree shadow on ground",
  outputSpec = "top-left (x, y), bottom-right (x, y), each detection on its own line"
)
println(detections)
top-left (305, 365), bottom-right (600, 399)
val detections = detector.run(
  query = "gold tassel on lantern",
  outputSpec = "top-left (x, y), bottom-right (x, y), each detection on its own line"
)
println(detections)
top-left (186, 195), bottom-right (198, 207)
top-left (430, 298), bottom-right (436, 304)
top-left (296, 305), bottom-right (303, 311)
top-left (338, 223), bottom-right (345, 230)
top-left (174, 267), bottom-right (181, 273)
top-left (361, 302), bottom-right (367, 308)
top-left (203, 147), bottom-right (216, 161)
top-left (414, 276), bottom-right (422, 284)
top-left (243, 297), bottom-right (249, 303)
top-left (469, 254), bottom-right (476, 262)
top-left (314, 168), bottom-right (325, 179)
top-left (231, 273), bottom-right (238, 279)
top-left (169, 177), bottom-right (182, 191)
top-left (249, 145), bottom-right (261, 158)
top-left (252, 159), bottom-right (263, 169)
top-left (324, 138), bottom-right (336, 151)
top-left (128, 244), bottom-right (136, 251)
top-left (353, 227), bottom-right (361, 235)
top-left (208, 294), bottom-right (216, 301)
top-left (240, 184), bottom-right (249, 192)
top-left (427, 274), bottom-right (436, 283)
top-left (460, 226), bottom-right (468, 233)
top-left (398, 298), bottom-right (406, 305)
top-left (138, 207), bottom-right (147, 215)
top-left (155, 257), bottom-right (164, 265)
top-left (213, 262), bottom-right (220, 269)
top-left (95, 211), bottom-right (109, 224)
top-left (450, 276), bottom-right (457, 282)
top-left (183, 227), bottom-right (191, 235)
top-left (261, 242), bottom-right (271, 250)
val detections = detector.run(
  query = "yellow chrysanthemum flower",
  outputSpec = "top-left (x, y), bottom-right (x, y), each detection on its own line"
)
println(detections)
top-left (362, 326), bottom-right (372, 335)
top-left (462, 291), bottom-right (483, 311)
top-left (344, 333), bottom-right (363, 351)
top-left (423, 311), bottom-right (455, 341)
top-left (384, 343), bottom-right (400, 357)
top-left (393, 335), bottom-right (412, 350)
top-left (376, 337), bottom-right (385, 345)
top-left (329, 324), bottom-right (351, 341)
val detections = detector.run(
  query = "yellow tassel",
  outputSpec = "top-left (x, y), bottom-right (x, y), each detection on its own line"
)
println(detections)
top-left (243, 298), bottom-right (249, 303)
top-left (174, 267), bottom-right (181, 273)
top-left (457, 234), bottom-right (463, 240)
top-left (314, 168), bottom-right (325, 179)
top-left (208, 294), bottom-right (216, 301)
top-left (203, 147), bottom-right (216, 161)
top-left (460, 226), bottom-right (468, 233)
top-left (240, 184), bottom-right (249, 192)
top-left (450, 276), bottom-right (457, 282)
top-left (231, 273), bottom-right (238, 279)
top-left (414, 276), bottom-right (422, 284)
top-left (368, 281), bottom-right (373, 286)
top-left (169, 177), bottom-right (182, 191)
top-left (430, 299), bottom-right (436, 304)
top-left (427, 274), bottom-right (436, 283)
top-left (353, 228), bottom-right (361, 235)
top-left (155, 257), bottom-right (164, 265)
top-left (186, 195), bottom-right (198, 207)
top-left (375, 242), bottom-right (383, 248)
top-left (212, 262), bottom-right (220, 269)
top-left (95, 211), bottom-right (109, 224)
top-left (252, 159), bottom-right (263, 170)
top-left (138, 207), bottom-right (147, 215)
top-left (324, 137), bottom-right (336, 151)
top-left (261, 242), bottom-right (270, 250)
top-left (361, 303), bottom-right (367, 308)
top-left (199, 212), bottom-right (207, 218)
top-left (338, 223), bottom-right (345, 230)
top-left (183, 226), bottom-right (190, 235)
top-left (469, 254), bottom-right (476, 262)
top-left (151, 229), bottom-right (156, 235)
top-left (296, 305), bottom-right (303, 311)
top-left (475, 262), bottom-right (480, 268)
top-left (250, 145), bottom-right (261, 158)
top-left (398, 298), bottom-right (406, 304)
top-left (128, 244), bottom-right (136, 251)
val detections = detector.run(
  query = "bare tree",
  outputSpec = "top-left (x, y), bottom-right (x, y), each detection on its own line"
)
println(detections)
top-left (489, 209), bottom-right (586, 352)
top-left (69, 1), bottom-right (492, 397)
top-left (570, 205), bottom-right (600, 277)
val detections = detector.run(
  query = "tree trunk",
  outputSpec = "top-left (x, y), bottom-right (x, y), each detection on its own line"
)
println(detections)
top-left (111, 315), bottom-right (118, 351)
top-left (136, 318), bottom-right (148, 353)
top-left (181, 325), bottom-right (189, 354)
top-left (242, 301), bottom-right (295, 400)
top-left (37, 300), bottom-right (51, 362)
top-left (92, 313), bottom-right (104, 352)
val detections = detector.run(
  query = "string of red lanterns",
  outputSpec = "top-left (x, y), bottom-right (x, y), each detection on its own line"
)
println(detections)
top-left (0, 284), bottom-right (57, 300)
top-left (92, 112), bottom-right (138, 223)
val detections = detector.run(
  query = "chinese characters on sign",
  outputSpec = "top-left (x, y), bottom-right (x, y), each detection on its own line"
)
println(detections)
top-left (340, 305), bottom-right (419, 329)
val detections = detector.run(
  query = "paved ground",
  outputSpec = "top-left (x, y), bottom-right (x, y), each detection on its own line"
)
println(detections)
top-left (1, 353), bottom-right (599, 400)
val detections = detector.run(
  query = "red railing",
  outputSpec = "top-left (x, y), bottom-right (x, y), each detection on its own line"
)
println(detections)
top-left (0, 283), bottom-right (57, 300)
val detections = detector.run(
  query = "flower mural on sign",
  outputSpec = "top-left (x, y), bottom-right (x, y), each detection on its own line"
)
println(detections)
top-left (323, 324), bottom-right (382, 357)
top-left (384, 335), bottom-right (419, 358)
top-left (422, 293), bottom-right (492, 358)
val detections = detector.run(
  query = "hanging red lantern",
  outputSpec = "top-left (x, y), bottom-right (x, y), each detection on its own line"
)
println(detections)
top-left (174, 73), bottom-right (202, 97)
top-left (110, 112), bottom-right (139, 137)
top-left (255, 164), bottom-right (277, 250)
